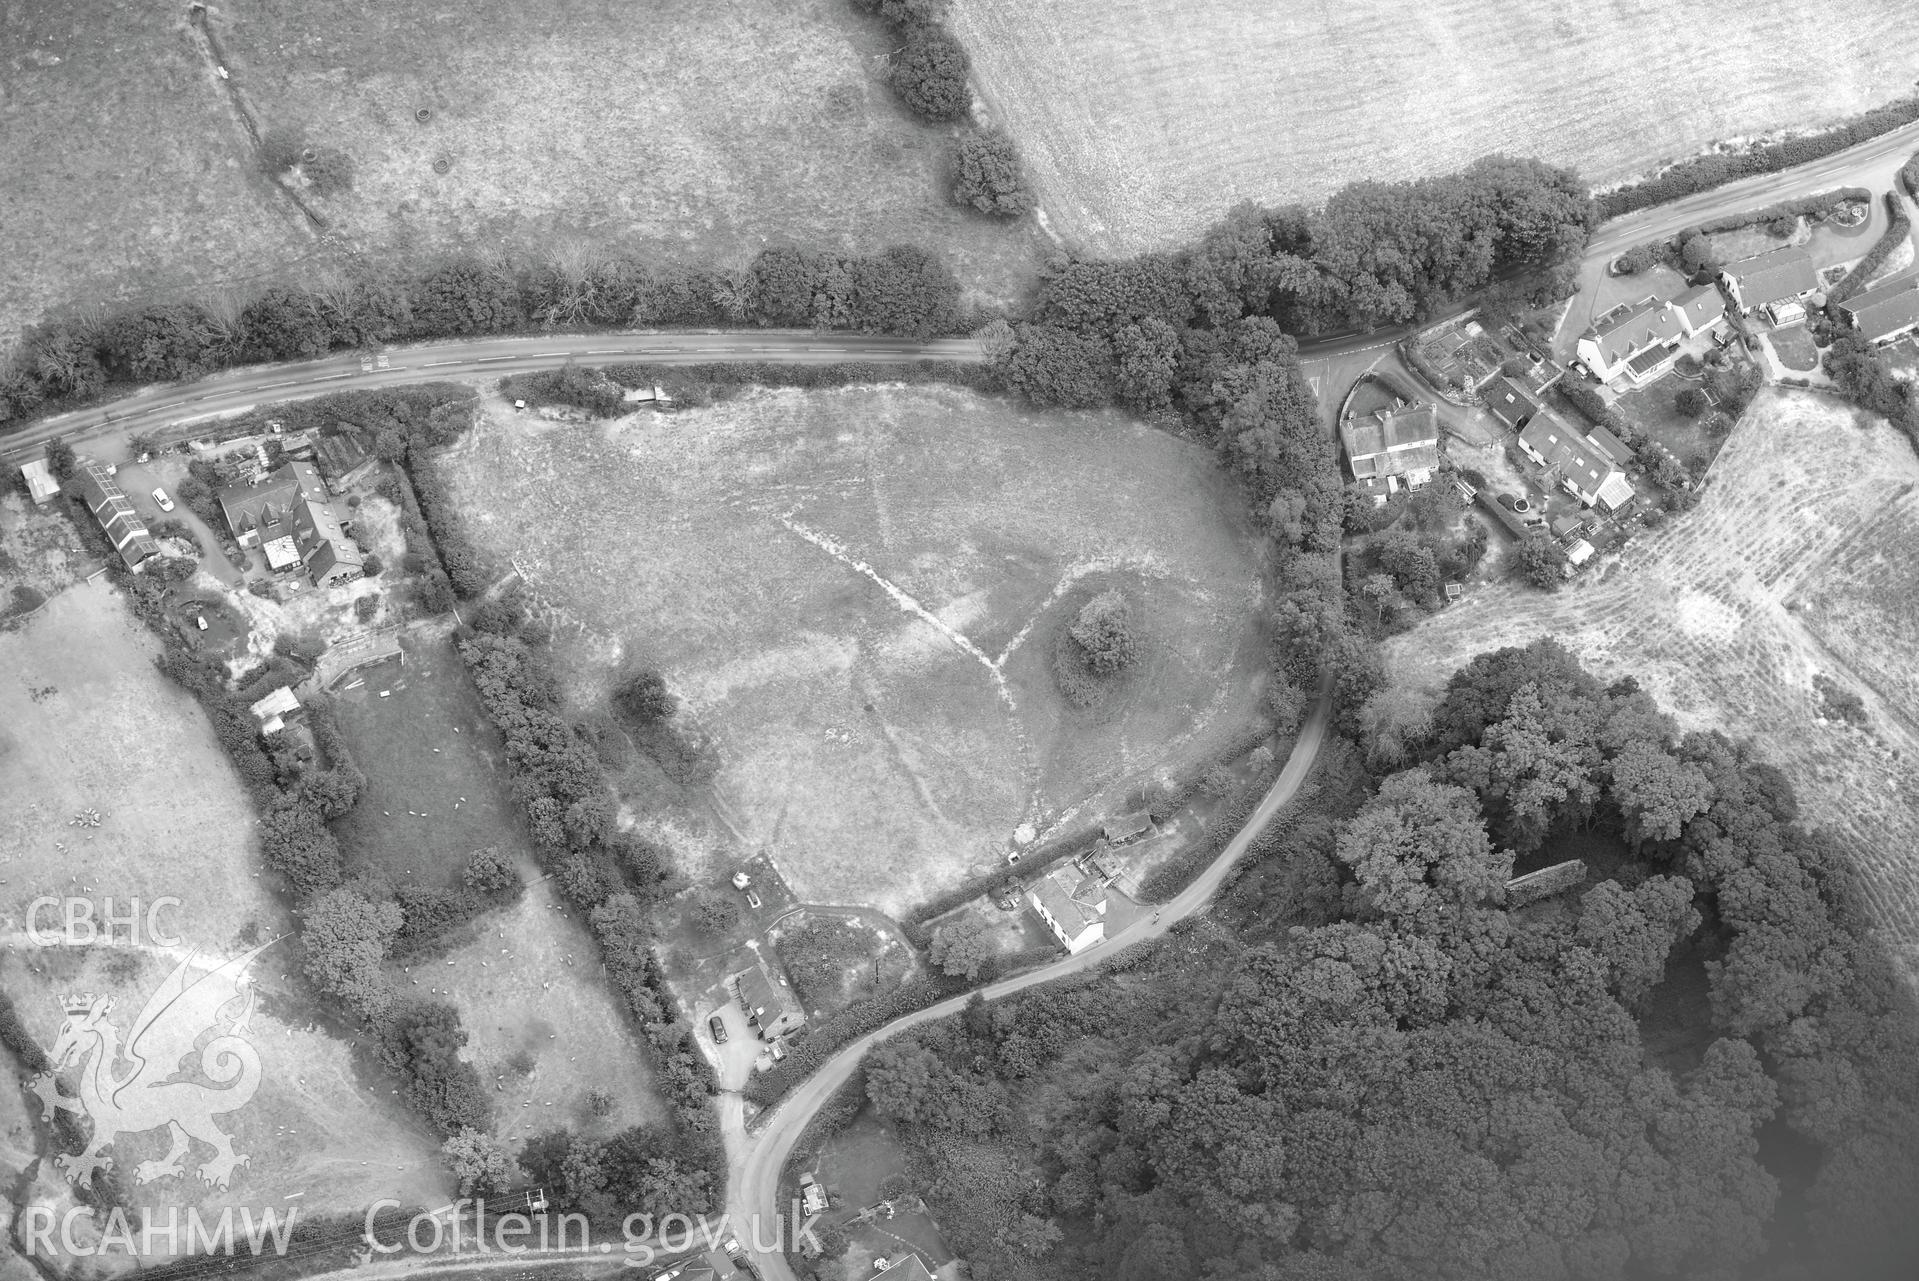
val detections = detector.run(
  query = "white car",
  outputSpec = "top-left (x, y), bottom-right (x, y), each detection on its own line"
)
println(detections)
top-left (152, 488), bottom-right (175, 512)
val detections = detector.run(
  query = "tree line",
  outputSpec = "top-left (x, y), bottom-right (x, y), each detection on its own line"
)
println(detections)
top-left (851, 0), bottom-right (1036, 220)
top-left (842, 639), bottom-right (1919, 1281)
top-left (0, 243), bottom-right (970, 427)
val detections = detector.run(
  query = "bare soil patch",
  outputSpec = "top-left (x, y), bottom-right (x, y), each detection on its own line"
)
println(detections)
top-left (435, 385), bottom-right (1266, 915)
top-left (1382, 389), bottom-right (1919, 976)
top-left (949, 0), bottom-right (1919, 254)
top-left (0, 582), bottom-right (448, 1232)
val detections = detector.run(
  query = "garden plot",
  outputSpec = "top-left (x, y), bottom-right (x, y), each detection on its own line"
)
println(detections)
top-left (1383, 389), bottom-right (1919, 975)
top-left (0, 582), bottom-right (448, 1233)
top-left (949, 0), bottom-right (1919, 255)
top-left (436, 385), bottom-right (1267, 915)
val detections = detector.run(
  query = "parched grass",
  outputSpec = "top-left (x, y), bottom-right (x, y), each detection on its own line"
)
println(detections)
top-left (0, 582), bottom-right (449, 1223)
top-left (0, 0), bottom-right (313, 345)
top-left (435, 384), bottom-right (1266, 915)
top-left (1383, 389), bottom-right (1919, 970)
top-left (4, 0), bottom-right (1045, 347)
top-left (215, 0), bottom-right (1041, 303)
top-left (950, 0), bottom-right (1919, 254)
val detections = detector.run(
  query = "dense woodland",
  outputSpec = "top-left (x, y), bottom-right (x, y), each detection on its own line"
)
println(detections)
top-left (851, 641), bottom-right (1919, 1281)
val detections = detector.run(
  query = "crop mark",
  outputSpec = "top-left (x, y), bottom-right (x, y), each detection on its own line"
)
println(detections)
top-left (780, 512), bottom-right (1046, 825)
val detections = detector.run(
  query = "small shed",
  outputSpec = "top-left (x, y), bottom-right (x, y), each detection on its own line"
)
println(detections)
top-left (249, 686), bottom-right (301, 735)
top-left (20, 458), bottom-right (60, 505)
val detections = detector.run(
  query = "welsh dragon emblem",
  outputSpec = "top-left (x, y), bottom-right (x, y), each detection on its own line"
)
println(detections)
top-left (31, 941), bottom-right (274, 1190)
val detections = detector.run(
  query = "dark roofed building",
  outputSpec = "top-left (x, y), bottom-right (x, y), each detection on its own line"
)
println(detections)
top-left (1341, 401), bottom-right (1440, 480)
top-left (1481, 375), bottom-right (1542, 432)
top-left (294, 495), bottom-right (364, 587)
top-left (75, 460), bottom-right (160, 570)
top-left (1517, 412), bottom-right (1625, 508)
top-left (314, 431), bottom-right (377, 492)
top-left (1837, 275), bottom-right (1919, 345)
top-left (1721, 246), bottom-right (1819, 312)
top-left (733, 961), bottom-right (804, 1041)
top-left (219, 469), bottom-right (304, 548)
top-left (1584, 424), bottom-right (1633, 467)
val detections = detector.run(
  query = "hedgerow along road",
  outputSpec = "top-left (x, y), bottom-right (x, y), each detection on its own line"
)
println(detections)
top-left (0, 331), bottom-right (986, 466)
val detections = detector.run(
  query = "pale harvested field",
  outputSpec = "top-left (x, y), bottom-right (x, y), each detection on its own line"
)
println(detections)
top-left (0, 0), bottom-right (1041, 347)
top-left (438, 386), bottom-right (1266, 915)
top-left (0, 582), bottom-right (449, 1233)
top-left (950, 0), bottom-right (1919, 254)
top-left (1384, 389), bottom-right (1919, 976)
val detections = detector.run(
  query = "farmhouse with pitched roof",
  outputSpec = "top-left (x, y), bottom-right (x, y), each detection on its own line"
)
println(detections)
top-left (1576, 296), bottom-right (1685, 386)
top-left (1517, 413), bottom-right (1635, 511)
top-left (1030, 864), bottom-right (1107, 953)
top-left (1720, 247), bottom-right (1818, 313)
top-left (1341, 399), bottom-right (1440, 503)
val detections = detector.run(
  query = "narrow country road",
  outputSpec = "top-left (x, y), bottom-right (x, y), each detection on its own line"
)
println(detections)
top-left (9, 114), bottom-right (1914, 470)
top-left (726, 676), bottom-right (1333, 1281)
top-left (0, 331), bottom-right (983, 466)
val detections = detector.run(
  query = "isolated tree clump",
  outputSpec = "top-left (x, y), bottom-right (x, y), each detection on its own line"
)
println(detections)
top-left (613, 668), bottom-right (677, 724)
top-left (689, 889), bottom-right (741, 938)
top-left (1517, 531), bottom-right (1568, 590)
top-left (1069, 590), bottom-right (1138, 674)
top-left (443, 1128), bottom-right (515, 1197)
top-left (929, 914), bottom-right (992, 980)
top-left (301, 888), bottom-right (402, 1019)
top-left (1614, 244), bottom-right (1657, 275)
top-left (951, 129), bottom-right (1034, 218)
top-left (888, 22), bottom-right (971, 122)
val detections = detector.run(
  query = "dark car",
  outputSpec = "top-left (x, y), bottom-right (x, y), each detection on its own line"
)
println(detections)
top-left (708, 1015), bottom-right (728, 1044)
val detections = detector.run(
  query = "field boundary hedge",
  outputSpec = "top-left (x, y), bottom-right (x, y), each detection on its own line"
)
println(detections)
top-left (1597, 96), bottom-right (1919, 219)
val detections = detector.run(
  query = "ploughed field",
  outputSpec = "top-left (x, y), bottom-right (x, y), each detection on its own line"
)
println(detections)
top-left (1384, 389), bottom-right (1919, 976)
top-left (949, 0), bottom-right (1919, 254)
top-left (435, 385), bottom-right (1269, 915)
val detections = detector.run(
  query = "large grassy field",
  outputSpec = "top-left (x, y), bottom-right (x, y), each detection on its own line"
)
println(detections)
top-left (1382, 388), bottom-right (1919, 979)
top-left (436, 385), bottom-right (1267, 915)
top-left (0, 0), bottom-right (1041, 346)
top-left (949, 0), bottom-right (1919, 254)
top-left (0, 582), bottom-right (450, 1230)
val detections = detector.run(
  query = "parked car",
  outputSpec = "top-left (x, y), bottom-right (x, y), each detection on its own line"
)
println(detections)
top-left (708, 1015), bottom-right (727, 1044)
top-left (194, 616), bottom-right (208, 632)
top-left (151, 487), bottom-right (174, 512)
